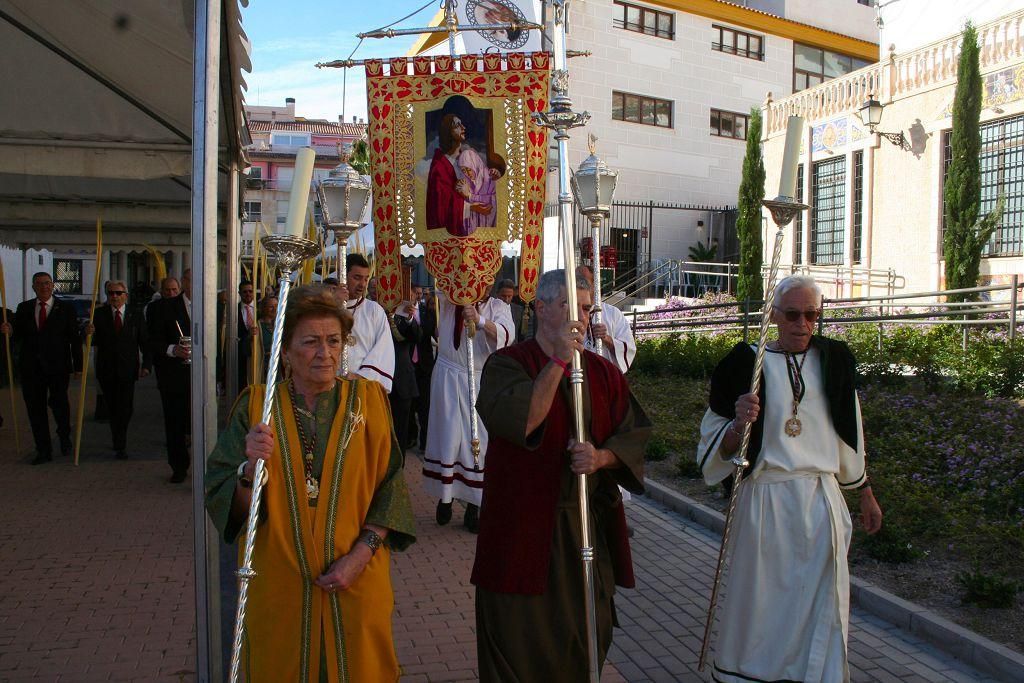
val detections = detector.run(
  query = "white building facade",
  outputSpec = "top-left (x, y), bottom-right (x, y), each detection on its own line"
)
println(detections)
top-left (761, 5), bottom-right (1024, 298)
top-left (411, 0), bottom-right (878, 285)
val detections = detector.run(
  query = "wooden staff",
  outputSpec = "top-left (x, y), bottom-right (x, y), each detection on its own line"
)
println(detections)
top-left (73, 218), bottom-right (104, 466)
top-left (0, 258), bottom-right (20, 454)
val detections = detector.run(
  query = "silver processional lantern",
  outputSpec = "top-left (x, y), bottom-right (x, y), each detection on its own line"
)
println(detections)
top-left (316, 142), bottom-right (371, 280)
top-left (315, 142), bottom-right (370, 376)
top-left (570, 135), bottom-right (618, 353)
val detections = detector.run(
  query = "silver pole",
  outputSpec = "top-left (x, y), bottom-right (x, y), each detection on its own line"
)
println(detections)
top-left (228, 235), bottom-right (319, 683)
top-left (590, 214), bottom-right (603, 354)
top-left (533, 1), bottom-right (598, 679)
top-left (466, 319), bottom-right (481, 466)
top-left (338, 236), bottom-right (349, 376)
top-left (445, 0), bottom-right (457, 59)
top-left (190, 0), bottom-right (221, 679)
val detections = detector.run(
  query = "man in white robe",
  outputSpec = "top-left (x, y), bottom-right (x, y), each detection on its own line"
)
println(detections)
top-left (422, 292), bottom-right (513, 532)
top-left (696, 276), bottom-right (882, 683)
top-left (336, 254), bottom-right (395, 393)
top-left (577, 267), bottom-right (636, 373)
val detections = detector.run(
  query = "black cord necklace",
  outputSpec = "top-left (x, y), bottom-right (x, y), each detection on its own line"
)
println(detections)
top-left (783, 349), bottom-right (809, 437)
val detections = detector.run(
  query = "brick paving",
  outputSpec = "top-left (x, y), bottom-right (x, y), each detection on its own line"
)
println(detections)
top-left (0, 377), bottom-right (1006, 681)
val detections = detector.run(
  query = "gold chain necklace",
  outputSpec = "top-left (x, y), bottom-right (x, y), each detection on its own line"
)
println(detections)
top-left (288, 381), bottom-right (320, 501)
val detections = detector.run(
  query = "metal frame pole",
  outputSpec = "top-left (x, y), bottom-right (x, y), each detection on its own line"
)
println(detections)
top-left (226, 164), bottom-right (240, 400)
top-left (533, 2), bottom-right (598, 680)
top-left (190, 0), bottom-right (222, 679)
top-left (590, 214), bottom-right (603, 354)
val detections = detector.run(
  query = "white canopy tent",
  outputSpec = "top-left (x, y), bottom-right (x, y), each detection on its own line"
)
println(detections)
top-left (0, 2), bottom-right (252, 679)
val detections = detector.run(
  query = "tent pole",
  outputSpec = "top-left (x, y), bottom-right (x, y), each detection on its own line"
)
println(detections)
top-left (226, 164), bottom-right (240, 400)
top-left (191, 0), bottom-right (222, 680)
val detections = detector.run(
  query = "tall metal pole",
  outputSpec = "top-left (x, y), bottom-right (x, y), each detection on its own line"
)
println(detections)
top-left (336, 232), bottom-right (350, 376)
top-left (590, 214), bottom-right (603, 354)
top-left (533, 2), bottom-right (598, 679)
top-left (190, 0), bottom-right (222, 679)
top-left (226, 164), bottom-right (240, 400)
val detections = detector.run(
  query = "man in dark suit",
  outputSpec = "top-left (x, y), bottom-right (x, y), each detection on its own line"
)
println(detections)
top-left (86, 280), bottom-right (151, 459)
top-left (0, 271), bottom-right (82, 464)
top-left (236, 280), bottom-right (257, 391)
top-left (389, 299), bottom-right (421, 457)
top-left (495, 278), bottom-right (525, 342)
top-left (148, 269), bottom-right (192, 483)
top-left (409, 284), bottom-right (437, 451)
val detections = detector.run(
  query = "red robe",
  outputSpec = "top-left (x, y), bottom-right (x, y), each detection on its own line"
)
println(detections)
top-left (471, 340), bottom-right (647, 595)
top-left (426, 148), bottom-right (468, 237)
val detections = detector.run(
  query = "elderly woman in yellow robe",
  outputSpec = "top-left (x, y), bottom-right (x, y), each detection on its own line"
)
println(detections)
top-left (206, 285), bottom-right (415, 682)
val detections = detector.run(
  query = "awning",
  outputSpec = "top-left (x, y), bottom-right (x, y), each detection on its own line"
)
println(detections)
top-left (0, 0), bottom-right (252, 247)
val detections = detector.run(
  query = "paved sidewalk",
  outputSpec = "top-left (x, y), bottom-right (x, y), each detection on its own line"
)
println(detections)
top-left (0, 377), bottom-right (1007, 681)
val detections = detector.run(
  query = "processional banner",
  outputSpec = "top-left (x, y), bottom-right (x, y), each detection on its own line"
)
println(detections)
top-left (364, 52), bottom-right (550, 311)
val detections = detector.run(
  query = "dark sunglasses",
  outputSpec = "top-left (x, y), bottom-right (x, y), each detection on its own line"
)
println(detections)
top-left (107, 290), bottom-right (127, 296)
top-left (783, 309), bottom-right (821, 323)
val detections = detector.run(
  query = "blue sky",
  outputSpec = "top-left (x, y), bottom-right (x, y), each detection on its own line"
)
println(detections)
top-left (240, 1), bottom-right (437, 122)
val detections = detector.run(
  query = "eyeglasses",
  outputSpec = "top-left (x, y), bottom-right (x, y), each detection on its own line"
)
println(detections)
top-left (107, 291), bottom-right (127, 296)
top-left (782, 309), bottom-right (821, 323)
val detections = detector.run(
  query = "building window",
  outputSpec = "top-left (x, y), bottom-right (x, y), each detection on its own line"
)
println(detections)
top-left (811, 156), bottom-right (846, 265)
top-left (244, 201), bottom-right (262, 222)
top-left (613, 1), bottom-right (674, 40)
top-left (793, 43), bottom-right (872, 92)
top-left (270, 132), bottom-right (311, 147)
top-left (794, 164), bottom-right (804, 264)
top-left (857, 0), bottom-right (871, 5)
top-left (247, 166), bottom-right (262, 179)
top-left (712, 25), bottom-right (764, 61)
top-left (612, 91), bottom-right (673, 128)
top-left (710, 109), bottom-right (749, 140)
top-left (852, 150), bottom-right (863, 264)
top-left (942, 114), bottom-right (1024, 257)
top-left (53, 259), bottom-right (83, 294)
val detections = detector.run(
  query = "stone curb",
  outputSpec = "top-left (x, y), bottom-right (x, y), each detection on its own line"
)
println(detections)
top-left (640, 478), bottom-right (1024, 683)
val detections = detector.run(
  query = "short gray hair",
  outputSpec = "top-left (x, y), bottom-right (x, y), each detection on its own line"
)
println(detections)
top-left (106, 279), bottom-right (127, 292)
top-left (537, 269), bottom-right (590, 303)
top-left (772, 275), bottom-right (822, 308)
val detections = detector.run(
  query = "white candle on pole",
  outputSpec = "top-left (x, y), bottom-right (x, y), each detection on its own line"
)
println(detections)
top-left (284, 147), bottom-right (316, 238)
top-left (777, 116), bottom-right (803, 200)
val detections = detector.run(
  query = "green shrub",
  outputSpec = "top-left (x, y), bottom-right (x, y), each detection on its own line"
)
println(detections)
top-left (956, 568), bottom-right (1021, 608)
top-left (858, 524), bottom-right (926, 564)
top-left (645, 435), bottom-right (670, 462)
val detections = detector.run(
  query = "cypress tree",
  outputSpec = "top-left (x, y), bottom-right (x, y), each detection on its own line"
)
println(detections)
top-left (736, 108), bottom-right (766, 302)
top-left (943, 21), bottom-right (1002, 302)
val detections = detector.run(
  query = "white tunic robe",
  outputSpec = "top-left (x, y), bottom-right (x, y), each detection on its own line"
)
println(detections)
top-left (697, 347), bottom-right (866, 683)
top-left (345, 297), bottom-right (395, 394)
top-left (585, 302), bottom-right (636, 373)
top-left (422, 295), bottom-right (513, 506)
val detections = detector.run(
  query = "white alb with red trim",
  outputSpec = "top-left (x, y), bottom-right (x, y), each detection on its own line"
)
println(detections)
top-left (345, 297), bottom-right (395, 393)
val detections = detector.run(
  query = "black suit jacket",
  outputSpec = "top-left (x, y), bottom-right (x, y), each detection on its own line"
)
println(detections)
top-left (147, 295), bottom-right (191, 392)
top-left (237, 301), bottom-right (257, 366)
top-left (391, 313), bottom-right (421, 400)
top-left (412, 302), bottom-right (436, 375)
top-left (92, 304), bottom-right (151, 382)
top-left (12, 296), bottom-right (82, 377)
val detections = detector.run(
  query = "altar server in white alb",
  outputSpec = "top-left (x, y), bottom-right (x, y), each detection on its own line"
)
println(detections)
top-left (422, 292), bottom-right (513, 533)
top-left (337, 253), bottom-right (395, 393)
top-left (696, 275), bottom-right (882, 683)
top-left (578, 266), bottom-right (636, 373)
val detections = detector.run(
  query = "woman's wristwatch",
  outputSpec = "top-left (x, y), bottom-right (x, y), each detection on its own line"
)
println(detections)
top-left (358, 528), bottom-right (384, 555)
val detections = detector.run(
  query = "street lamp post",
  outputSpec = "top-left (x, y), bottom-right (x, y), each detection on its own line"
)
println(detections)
top-left (571, 136), bottom-right (618, 354)
top-left (316, 142), bottom-right (371, 375)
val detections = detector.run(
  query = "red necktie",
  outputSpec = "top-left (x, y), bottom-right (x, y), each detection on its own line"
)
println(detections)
top-left (245, 305), bottom-right (254, 330)
top-left (114, 309), bottom-right (123, 333)
top-left (38, 301), bottom-right (47, 329)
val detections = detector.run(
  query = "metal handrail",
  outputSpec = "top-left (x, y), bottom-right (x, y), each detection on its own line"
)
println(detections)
top-left (625, 278), bottom-right (1023, 343)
